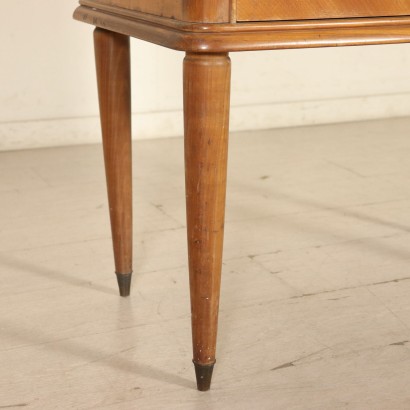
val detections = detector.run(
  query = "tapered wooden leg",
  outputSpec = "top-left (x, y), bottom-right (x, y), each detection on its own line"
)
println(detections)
top-left (94, 28), bottom-right (133, 297)
top-left (183, 53), bottom-right (231, 391)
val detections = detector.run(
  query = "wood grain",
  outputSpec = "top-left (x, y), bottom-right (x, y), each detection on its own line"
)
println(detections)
top-left (80, 0), bottom-right (230, 22)
top-left (237, 0), bottom-right (410, 22)
top-left (86, 0), bottom-right (184, 20)
top-left (94, 28), bottom-right (133, 295)
top-left (184, 53), bottom-right (231, 373)
top-left (185, 0), bottom-right (230, 23)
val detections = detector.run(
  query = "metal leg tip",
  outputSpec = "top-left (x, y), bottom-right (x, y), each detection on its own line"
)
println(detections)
top-left (193, 362), bottom-right (215, 392)
top-left (116, 272), bottom-right (132, 297)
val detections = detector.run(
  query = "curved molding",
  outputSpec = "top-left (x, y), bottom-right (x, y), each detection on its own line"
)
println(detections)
top-left (74, 5), bottom-right (410, 52)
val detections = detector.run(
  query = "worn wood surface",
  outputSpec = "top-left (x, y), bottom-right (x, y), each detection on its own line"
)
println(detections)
top-left (184, 53), bottom-right (231, 381)
top-left (80, 0), bottom-right (230, 22)
top-left (94, 28), bottom-right (133, 295)
top-left (237, 0), bottom-right (410, 22)
top-left (74, 7), bottom-right (410, 52)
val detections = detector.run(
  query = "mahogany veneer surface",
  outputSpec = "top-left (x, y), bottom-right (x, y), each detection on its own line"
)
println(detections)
top-left (237, 0), bottom-right (410, 22)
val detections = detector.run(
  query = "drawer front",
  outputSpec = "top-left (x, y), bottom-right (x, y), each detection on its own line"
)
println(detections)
top-left (237, 0), bottom-right (410, 22)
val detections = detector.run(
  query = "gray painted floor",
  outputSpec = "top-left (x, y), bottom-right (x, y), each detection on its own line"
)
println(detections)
top-left (1, 118), bottom-right (410, 409)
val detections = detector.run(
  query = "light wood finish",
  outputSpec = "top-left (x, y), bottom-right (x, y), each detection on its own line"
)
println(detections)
top-left (186, 0), bottom-right (230, 23)
top-left (75, 7), bottom-right (410, 53)
top-left (237, 0), bottom-right (410, 22)
top-left (94, 28), bottom-right (133, 297)
top-left (90, 0), bottom-right (184, 20)
top-left (230, 0), bottom-right (237, 23)
top-left (80, 0), bottom-right (230, 22)
top-left (184, 53), bottom-right (231, 391)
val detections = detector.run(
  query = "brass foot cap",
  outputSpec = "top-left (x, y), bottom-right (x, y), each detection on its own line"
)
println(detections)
top-left (193, 362), bottom-right (215, 392)
top-left (116, 272), bottom-right (132, 297)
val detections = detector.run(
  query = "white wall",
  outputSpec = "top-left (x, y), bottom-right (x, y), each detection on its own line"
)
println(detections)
top-left (1, 0), bottom-right (410, 151)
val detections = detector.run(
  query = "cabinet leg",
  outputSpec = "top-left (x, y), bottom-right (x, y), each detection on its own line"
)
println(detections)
top-left (94, 28), bottom-right (133, 297)
top-left (183, 53), bottom-right (231, 391)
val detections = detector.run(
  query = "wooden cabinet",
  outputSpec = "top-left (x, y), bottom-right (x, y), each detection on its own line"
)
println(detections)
top-left (74, 0), bottom-right (410, 392)
top-left (82, 0), bottom-right (410, 22)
